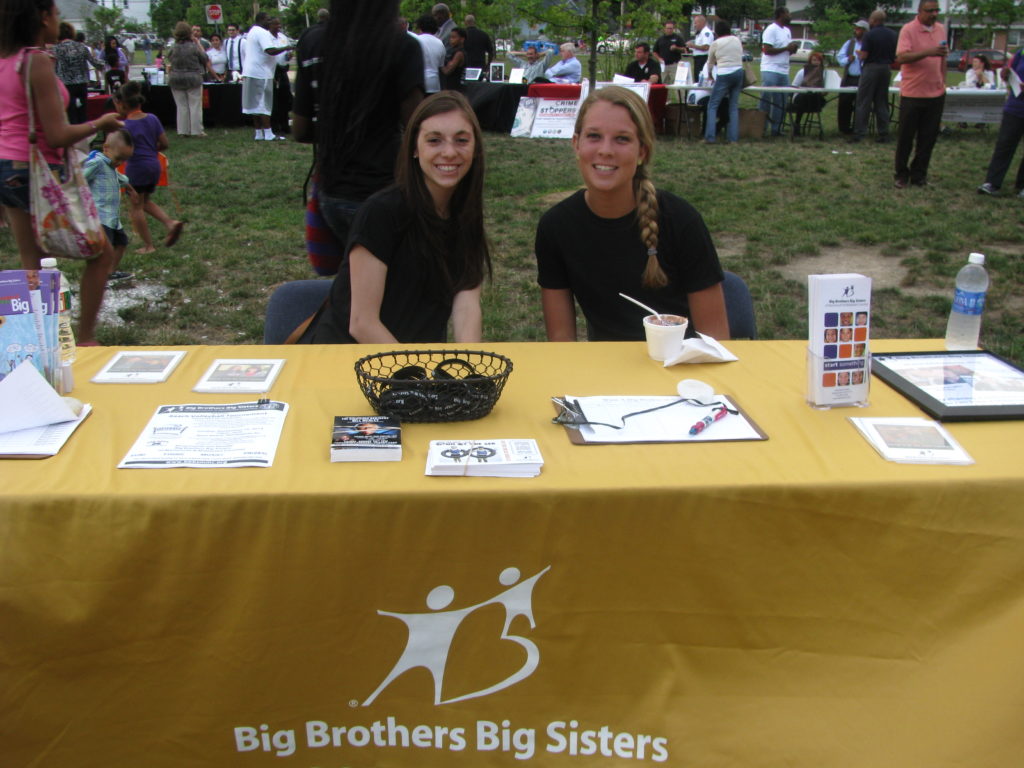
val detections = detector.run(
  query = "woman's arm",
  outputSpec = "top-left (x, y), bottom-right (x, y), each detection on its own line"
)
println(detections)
top-left (156, 128), bottom-right (169, 151)
top-left (687, 282), bottom-right (730, 340)
top-left (450, 285), bottom-right (483, 342)
top-left (441, 50), bottom-right (465, 75)
top-left (347, 245), bottom-right (399, 343)
top-left (541, 288), bottom-right (577, 341)
top-left (30, 53), bottom-right (121, 148)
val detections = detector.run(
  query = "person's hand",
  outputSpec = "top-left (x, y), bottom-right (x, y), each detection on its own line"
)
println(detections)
top-left (787, 41), bottom-right (799, 53)
top-left (95, 113), bottom-right (124, 133)
top-left (126, 186), bottom-right (139, 204)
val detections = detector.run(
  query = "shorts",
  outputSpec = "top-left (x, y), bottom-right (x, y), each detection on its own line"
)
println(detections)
top-left (0, 158), bottom-right (62, 211)
top-left (133, 182), bottom-right (156, 195)
top-left (241, 77), bottom-right (273, 115)
top-left (103, 225), bottom-right (128, 247)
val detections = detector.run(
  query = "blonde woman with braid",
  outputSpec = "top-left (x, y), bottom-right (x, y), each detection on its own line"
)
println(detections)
top-left (535, 86), bottom-right (729, 341)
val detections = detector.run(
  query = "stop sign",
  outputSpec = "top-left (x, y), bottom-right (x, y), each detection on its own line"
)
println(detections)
top-left (205, 4), bottom-right (222, 24)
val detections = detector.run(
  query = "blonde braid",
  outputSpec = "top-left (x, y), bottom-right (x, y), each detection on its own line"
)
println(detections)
top-left (636, 173), bottom-right (667, 288)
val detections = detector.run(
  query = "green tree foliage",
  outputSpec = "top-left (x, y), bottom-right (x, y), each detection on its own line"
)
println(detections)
top-left (952, 0), bottom-right (1022, 53)
top-left (809, 3), bottom-right (857, 60)
top-left (150, 0), bottom-right (256, 39)
top-left (85, 6), bottom-right (130, 40)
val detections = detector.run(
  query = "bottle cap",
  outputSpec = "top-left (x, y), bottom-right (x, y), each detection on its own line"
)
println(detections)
top-left (968, 252), bottom-right (985, 265)
top-left (41, 257), bottom-right (57, 268)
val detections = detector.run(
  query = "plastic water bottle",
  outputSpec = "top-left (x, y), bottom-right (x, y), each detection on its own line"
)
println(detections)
top-left (40, 257), bottom-right (76, 392)
top-left (944, 252), bottom-right (989, 350)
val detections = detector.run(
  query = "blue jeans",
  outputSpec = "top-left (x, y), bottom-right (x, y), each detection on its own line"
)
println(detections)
top-left (706, 69), bottom-right (744, 142)
top-left (760, 70), bottom-right (790, 136)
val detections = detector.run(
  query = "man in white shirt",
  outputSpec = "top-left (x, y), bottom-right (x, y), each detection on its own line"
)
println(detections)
top-left (688, 15), bottom-right (714, 79)
top-left (242, 11), bottom-right (292, 141)
top-left (224, 24), bottom-right (244, 81)
top-left (414, 14), bottom-right (446, 93)
top-left (540, 43), bottom-right (582, 84)
top-left (759, 6), bottom-right (799, 136)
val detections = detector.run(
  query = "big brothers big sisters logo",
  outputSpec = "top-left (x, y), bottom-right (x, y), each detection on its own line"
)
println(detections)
top-left (363, 566), bottom-right (551, 706)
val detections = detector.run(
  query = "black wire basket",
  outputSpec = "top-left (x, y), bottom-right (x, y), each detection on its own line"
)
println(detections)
top-left (354, 350), bottom-right (513, 422)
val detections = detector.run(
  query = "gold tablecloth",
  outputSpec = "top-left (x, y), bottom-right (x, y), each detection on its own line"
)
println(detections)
top-left (3, 340), bottom-right (1023, 767)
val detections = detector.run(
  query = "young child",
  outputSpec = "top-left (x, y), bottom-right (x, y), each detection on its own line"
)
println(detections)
top-left (83, 129), bottom-right (138, 281)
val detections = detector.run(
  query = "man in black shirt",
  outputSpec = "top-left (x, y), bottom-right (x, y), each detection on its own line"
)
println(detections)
top-left (463, 14), bottom-right (494, 71)
top-left (653, 20), bottom-right (686, 84)
top-left (852, 10), bottom-right (898, 143)
top-left (624, 44), bottom-right (661, 83)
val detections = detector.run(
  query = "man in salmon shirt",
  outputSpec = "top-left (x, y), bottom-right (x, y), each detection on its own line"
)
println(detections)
top-left (893, 0), bottom-right (947, 188)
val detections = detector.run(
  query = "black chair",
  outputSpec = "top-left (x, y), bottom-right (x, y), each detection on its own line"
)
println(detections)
top-left (722, 271), bottom-right (757, 339)
top-left (263, 279), bottom-right (331, 344)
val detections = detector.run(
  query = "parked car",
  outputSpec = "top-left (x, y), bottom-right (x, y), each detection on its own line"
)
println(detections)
top-left (788, 38), bottom-right (820, 63)
top-left (522, 40), bottom-right (560, 56)
top-left (946, 49), bottom-right (964, 69)
top-left (596, 34), bottom-right (631, 53)
top-left (958, 48), bottom-right (1007, 71)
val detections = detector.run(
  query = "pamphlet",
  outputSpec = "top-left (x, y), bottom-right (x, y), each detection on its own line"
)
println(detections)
top-left (0, 360), bottom-right (81, 434)
top-left (425, 439), bottom-right (543, 477)
top-left (92, 350), bottom-right (186, 383)
top-left (118, 400), bottom-right (288, 468)
top-left (849, 417), bottom-right (973, 465)
top-left (192, 358), bottom-right (285, 393)
top-left (0, 403), bottom-right (91, 459)
top-left (511, 96), bottom-right (538, 137)
top-left (331, 416), bottom-right (402, 462)
top-left (0, 269), bottom-right (59, 386)
top-left (807, 273), bottom-right (871, 407)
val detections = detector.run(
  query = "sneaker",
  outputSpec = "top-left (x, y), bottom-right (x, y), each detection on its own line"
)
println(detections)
top-left (977, 182), bottom-right (998, 196)
top-left (254, 132), bottom-right (264, 141)
top-left (894, 177), bottom-right (908, 189)
top-left (107, 270), bottom-right (134, 284)
top-left (1018, 189), bottom-right (1024, 199)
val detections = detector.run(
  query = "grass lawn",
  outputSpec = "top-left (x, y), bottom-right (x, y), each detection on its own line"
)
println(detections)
top-left (1, 99), bottom-right (1021, 365)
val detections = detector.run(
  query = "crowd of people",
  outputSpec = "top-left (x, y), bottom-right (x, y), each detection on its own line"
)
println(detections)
top-left (1, 0), bottom-right (1021, 350)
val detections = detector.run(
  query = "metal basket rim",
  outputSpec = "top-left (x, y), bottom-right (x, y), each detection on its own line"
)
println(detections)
top-left (353, 349), bottom-right (514, 386)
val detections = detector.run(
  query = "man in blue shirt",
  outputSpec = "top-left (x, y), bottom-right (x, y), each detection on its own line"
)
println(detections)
top-left (837, 20), bottom-right (868, 134)
top-left (540, 43), bottom-right (582, 84)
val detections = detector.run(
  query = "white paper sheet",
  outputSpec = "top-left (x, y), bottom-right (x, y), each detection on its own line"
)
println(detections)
top-left (0, 361), bottom-right (78, 434)
top-left (118, 401), bottom-right (288, 469)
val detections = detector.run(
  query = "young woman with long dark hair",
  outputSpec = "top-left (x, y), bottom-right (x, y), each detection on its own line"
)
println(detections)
top-left (306, 91), bottom-right (491, 343)
top-left (535, 86), bottom-right (729, 342)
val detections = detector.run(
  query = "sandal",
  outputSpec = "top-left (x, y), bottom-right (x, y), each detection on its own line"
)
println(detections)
top-left (165, 221), bottom-right (184, 247)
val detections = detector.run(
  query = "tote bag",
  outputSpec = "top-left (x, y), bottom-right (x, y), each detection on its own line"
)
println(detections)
top-left (24, 49), bottom-right (105, 260)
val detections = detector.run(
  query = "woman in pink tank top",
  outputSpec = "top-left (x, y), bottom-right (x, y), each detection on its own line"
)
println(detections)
top-left (0, 0), bottom-right (123, 343)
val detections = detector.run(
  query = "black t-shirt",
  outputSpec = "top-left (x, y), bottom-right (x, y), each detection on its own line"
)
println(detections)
top-left (320, 33), bottom-right (424, 200)
top-left (309, 187), bottom-right (469, 344)
top-left (442, 44), bottom-right (466, 91)
top-left (625, 58), bottom-right (661, 82)
top-left (291, 22), bottom-right (325, 127)
top-left (654, 34), bottom-right (685, 65)
top-left (861, 25), bottom-right (898, 65)
top-left (535, 189), bottom-right (724, 341)
top-left (463, 27), bottom-right (494, 70)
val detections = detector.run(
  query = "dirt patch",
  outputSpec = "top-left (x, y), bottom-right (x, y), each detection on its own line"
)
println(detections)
top-left (537, 189), bottom-right (581, 207)
top-left (775, 245), bottom-right (941, 296)
top-left (98, 281), bottom-right (170, 326)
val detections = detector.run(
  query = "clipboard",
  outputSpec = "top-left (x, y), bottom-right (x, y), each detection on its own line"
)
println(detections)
top-left (552, 394), bottom-right (768, 445)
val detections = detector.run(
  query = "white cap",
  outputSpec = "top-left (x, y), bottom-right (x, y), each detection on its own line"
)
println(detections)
top-left (40, 257), bottom-right (57, 268)
top-left (968, 252), bottom-right (985, 265)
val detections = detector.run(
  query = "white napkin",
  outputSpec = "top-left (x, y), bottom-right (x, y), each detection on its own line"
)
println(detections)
top-left (662, 332), bottom-right (738, 366)
top-left (0, 361), bottom-right (79, 434)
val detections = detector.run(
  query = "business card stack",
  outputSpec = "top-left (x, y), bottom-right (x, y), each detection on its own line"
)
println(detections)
top-left (807, 273), bottom-right (872, 408)
top-left (425, 439), bottom-right (544, 477)
top-left (331, 416), bottom-right (402, 462)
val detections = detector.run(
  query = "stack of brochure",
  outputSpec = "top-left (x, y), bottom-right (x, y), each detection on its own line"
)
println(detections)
top-left (0, 269), bottom-right (60, 389)
top-left (425, 439), bottom-right (544, 477)
top-left (331, 416), bottom-right (402, 462)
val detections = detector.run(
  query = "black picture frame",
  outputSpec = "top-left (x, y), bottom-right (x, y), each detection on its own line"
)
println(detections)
top-left (871, 350), bottom-right (1024, 421)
